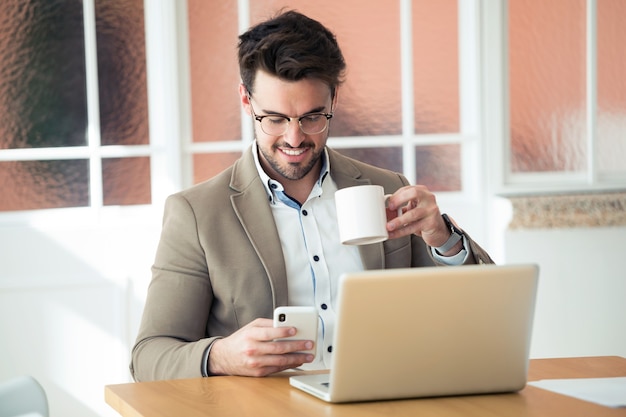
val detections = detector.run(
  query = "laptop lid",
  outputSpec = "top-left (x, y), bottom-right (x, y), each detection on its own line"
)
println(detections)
top-left (290, 264), bottom-right (539, 403)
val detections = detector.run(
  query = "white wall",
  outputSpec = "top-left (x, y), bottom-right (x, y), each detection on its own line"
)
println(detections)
top-left (0, 209), bottom-right (158, 417)
top-left (505, 226), bottom-right (626, 359)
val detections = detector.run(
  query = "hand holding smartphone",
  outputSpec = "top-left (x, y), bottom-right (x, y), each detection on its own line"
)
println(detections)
top-left (273, 306), bottom-right (318, 357)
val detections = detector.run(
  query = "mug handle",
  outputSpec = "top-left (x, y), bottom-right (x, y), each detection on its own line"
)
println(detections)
top-left (384, 194), bottom-right (404, 219)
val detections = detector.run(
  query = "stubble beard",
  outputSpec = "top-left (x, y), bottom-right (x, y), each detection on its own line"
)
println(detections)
top-left (258, 143), bottom-right (324, 181)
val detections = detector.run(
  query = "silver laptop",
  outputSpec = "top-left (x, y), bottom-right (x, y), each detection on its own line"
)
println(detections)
top-left (289, 264), bottom-right (539, 403)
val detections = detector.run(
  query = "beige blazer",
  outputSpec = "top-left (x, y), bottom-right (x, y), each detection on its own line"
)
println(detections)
top-left (130, 147), bottom-right (493, 381)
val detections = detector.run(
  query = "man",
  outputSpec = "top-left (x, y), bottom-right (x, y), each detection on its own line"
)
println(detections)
top-left (130, 10), bottom-right (493, 382)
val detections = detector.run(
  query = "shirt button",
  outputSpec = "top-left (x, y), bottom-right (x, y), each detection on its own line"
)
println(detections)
top-left (302, 209), bottom-right (308, 216)
top-left (327, 346), bottom-right (333, 353)
top-left (270, 183), bottom-right (278, 189)
top-left (321, 303), bottom-right (327, 310)
top-left (313, 255), bottom-right (320, 262)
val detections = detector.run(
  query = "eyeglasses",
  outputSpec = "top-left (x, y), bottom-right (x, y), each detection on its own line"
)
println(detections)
top-left (248, 99), bottom-right (333, 136)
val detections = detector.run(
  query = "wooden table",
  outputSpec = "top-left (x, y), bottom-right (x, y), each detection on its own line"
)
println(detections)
top-left (105, 356), bottom-right (626, 417)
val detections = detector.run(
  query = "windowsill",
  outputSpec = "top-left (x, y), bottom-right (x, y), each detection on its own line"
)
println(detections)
top-left (506, 191), bottom-right (626, 229)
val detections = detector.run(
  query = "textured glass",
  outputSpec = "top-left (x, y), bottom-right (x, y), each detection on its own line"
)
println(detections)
top-left (597, 0), bottom-right (626, 175)
top-left (415, 145), bottom-right (461, 192)
top-left (188, 1), bottom-right (241, 143)
top-left (102, 157), bottom-right (151, 205)
top-left (509, 0), bottom-right (587, 173)
top-left (193, 152), bottom-right (242, 184)
top-left (336, 148), bottom-right (402, 173)
top-left (412, 0), bottom-right (460, 134)
top-left (0, 0), bottom-right (88, 149)
top-left (0, 160), bottom-right (89, 211)
top-left (95, 0), bottom-right (149, 146)
top-left (249, 1), bottom-right (402, 137)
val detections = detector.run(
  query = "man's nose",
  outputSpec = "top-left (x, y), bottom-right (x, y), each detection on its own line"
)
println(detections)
top-left (283, 119), bottom-right (305, 147)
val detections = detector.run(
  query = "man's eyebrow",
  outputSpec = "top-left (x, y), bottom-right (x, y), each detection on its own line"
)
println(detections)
top-left (258, 105), bottom-right (328, 116)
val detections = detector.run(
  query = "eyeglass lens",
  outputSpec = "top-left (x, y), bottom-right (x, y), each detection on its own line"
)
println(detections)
top-left (260, 114), bottom-right (329, 135)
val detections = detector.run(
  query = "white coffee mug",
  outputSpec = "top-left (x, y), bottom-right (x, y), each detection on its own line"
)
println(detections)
top-left (335, 185), bottom-right (396, 245)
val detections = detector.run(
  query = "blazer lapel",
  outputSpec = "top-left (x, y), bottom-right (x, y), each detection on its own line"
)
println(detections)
top-left (229, 148), bottom-right (288, 307)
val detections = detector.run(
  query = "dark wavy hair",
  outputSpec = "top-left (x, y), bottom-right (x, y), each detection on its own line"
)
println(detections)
top-left (238, 10), bottom-right (346, 97)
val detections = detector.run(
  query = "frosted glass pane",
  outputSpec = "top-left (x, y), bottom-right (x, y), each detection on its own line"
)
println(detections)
top-left (248, 1), bottom-right (402, 136)
top-left (597, 0), bottom-right (626, 175)
top-left (102, 157), bottom-right (151, 205)
top-left (412, 0), bottom-right (460, 134)
top-left (336, 148), bottom-right (402, 173)
top-left (0, 160), bottom-right (89, 211)
top-left (509, 0), bottom-right (587, 173)
top-left (188, 1), bottom-right (241, 143)
top-left (0, 0), bottom-right (87, 149)
top-left (415, 145), bottom-right (461, 192)
top-left (95, 0), bottom-right (149, 146)
top-left (193, 152), bottom-right (242, 184)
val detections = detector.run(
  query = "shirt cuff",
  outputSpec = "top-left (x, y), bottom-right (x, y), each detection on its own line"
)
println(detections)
top-left (431, 235), bottom-right (469, 265)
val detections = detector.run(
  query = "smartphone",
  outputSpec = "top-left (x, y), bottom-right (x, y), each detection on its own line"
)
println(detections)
top-left (273, 306), bottom-right (318, 357)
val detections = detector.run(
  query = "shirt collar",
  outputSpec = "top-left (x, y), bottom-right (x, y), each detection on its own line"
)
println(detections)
top-left (252, 141), bottom-right (331, 204)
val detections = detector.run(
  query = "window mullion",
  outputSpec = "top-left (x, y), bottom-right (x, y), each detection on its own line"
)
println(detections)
top-left (483, 0), bottom-right (507, 194)
top-left (144, 0), bottom-right (185, 206)
top-left (586, 0), bottom-right (598, 185)
top-left (459, 0), bottom-right (479, 137)
top-left (82, 0), bottom-right (103, 208)
top-left (400, 0), bottom-right (416, 183)
top-left (458, 0), bottom-right (481, 203)
top-left (238, 0), bottom-right (253, 145)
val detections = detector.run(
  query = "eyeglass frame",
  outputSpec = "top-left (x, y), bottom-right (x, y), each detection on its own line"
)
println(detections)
top-left (247, 95), bottom-right (334, 136)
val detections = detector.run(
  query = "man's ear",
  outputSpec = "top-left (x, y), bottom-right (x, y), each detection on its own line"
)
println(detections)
top-left (239, 83), bottom-right (251, 115)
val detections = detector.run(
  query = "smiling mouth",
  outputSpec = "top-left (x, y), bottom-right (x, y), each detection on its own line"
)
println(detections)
top-left (279, 148), bottom-right (308, 156)
top-left (280, 147), bottom-right (307, 156)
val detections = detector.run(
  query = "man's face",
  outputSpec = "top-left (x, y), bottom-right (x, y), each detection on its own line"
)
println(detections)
top-left (240, 70), bottom-right (335, 183)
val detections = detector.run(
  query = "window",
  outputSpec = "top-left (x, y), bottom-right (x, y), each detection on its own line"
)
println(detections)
top-left (0, 0), bottom-right (150, 212)
top-left (486, 0), bottom-right (626, 194)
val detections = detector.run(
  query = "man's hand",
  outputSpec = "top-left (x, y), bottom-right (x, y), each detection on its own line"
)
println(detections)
top-left (385, 185), bottom-right (462, 255)
top-left (208, 318), bottom-right (315, 377)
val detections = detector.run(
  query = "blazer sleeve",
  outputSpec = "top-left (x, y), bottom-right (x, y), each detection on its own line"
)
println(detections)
top-left (130, 193), bottom-right (217, 381)
top-left (463, 232), bottom-right (494, 265)
top-left (427, 231), bottom-right (495, 266)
